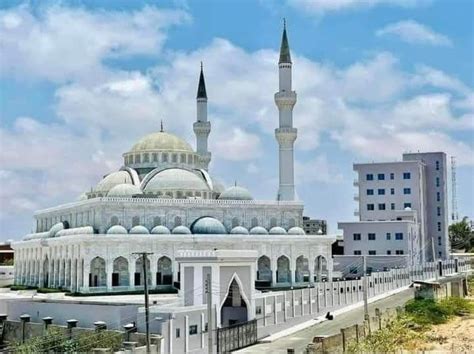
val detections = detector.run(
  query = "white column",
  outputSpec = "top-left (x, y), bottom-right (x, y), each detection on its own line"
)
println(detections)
top-left (106, 260), bottom-right (113, 291)
top-left (129, 258), bottom-right (136, 290)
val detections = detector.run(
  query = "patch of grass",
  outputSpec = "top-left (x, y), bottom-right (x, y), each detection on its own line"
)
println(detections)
top-left (404, 297), bottom-right (473, 327)
top-left (9, 285), bottom-right (37, 291)
top-left (37, 287), bottom-right (68, 293)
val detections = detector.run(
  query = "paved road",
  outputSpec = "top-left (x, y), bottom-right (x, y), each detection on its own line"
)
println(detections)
top-left (237, 288), bottom-right (415, 354)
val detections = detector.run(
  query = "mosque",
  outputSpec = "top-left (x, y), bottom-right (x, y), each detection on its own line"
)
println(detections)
top-left (12, 25), bottom-right (335, 293)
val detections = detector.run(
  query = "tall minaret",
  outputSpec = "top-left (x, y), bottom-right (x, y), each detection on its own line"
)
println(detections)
top-left (193, 63), bottom-right (211, 170)
top-left (275, 20), bottom-right (297, 201)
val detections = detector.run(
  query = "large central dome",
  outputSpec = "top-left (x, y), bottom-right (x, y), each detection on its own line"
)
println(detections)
top-left (130, 132), bottom-right (193, 153)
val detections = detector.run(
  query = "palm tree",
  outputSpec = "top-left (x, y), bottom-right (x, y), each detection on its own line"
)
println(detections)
top-left (449, 217), bottom-right (474, 252)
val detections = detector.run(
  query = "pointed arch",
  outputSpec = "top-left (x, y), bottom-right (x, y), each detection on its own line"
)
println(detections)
top-left (257, 255), bottom-right (271, 282)
top-left (90, 257), bottom-right (106, 287)
top-left (220, 273), bottom-right (251, 327)
top-left (295, 255), bottom-right (309, 282)
top-left (157, 256), bottom-right (173, 285)
top-left (112, 257), bottom-right (129, 287)
top-left (276, 255), bottom-right (290, 283)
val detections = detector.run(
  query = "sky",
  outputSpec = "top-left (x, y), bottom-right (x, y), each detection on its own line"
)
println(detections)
top-left (0, 0), bottom-right (473, 239)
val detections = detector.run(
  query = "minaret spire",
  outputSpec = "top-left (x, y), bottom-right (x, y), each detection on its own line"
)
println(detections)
top-left (160, 120), bottom-right (164, 132)
top-left (275, 20), bottom-right (297, 201)
top-left (193, 62), bottom-right (211, 170)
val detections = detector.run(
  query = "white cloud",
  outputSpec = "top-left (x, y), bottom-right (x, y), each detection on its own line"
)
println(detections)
top-left (376, 20), bottom-right (452, 46)
top-left (0, 4), bottom-right (190, 83)
top-left (295, 155), bottom-right (343, 184)
top-left (212, 124), bottom-right (263, 161)
top-left (288, 0), bottom-right (427, 15)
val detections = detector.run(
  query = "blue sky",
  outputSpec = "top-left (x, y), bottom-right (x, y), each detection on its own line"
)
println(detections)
top-left (1, 0), bottom-right (473, 239)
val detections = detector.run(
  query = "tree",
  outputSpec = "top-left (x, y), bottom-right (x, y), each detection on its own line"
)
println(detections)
top-left (449, 217), bottom-right (474, 252)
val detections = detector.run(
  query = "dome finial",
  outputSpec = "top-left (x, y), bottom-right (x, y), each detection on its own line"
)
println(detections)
top-left (283, 17), bottom-right (286, 29)
top-left (160, 120), bottom-right (164, 132)
top-left (234, 180), bottom-right (237, 187)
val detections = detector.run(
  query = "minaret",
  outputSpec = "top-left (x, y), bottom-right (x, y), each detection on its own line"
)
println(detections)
top-left (275, 20), bottom-right (297, 201)
top-left (193, 62), bottom-right (211, 170)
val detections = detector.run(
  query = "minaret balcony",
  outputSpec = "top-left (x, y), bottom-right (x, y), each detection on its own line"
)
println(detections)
top-left (275, 127), bottom-right (297, 145)
top-left (274, 91), bottom-right (297, 108)
top-left (193, 121), bottom-right (211, 135)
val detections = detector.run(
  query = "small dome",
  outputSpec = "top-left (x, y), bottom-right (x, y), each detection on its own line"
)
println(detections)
top-left (95, 171), bottom-right (133, 193)
top-left (249, 226), bottom-right (268, 235)
top-left (191, 217), bottom-right (226, 234)
top-left (288, 227), bottom-right (305, 235)
top-left (230, 226), bottom-right (249, 235)
top-left (108, 184), bottom-right (142, 197)
top-left (129, 225), bottom-right (149, 234)
top-left (404, 207), bottom-right (412, 211)
top-left (269, 226), bottom-right (287, 235)
top-left (49, 222), bottom-right (66, 238)
top-left (218, 186), bottom-right (253, 200)
top-left (151, 225), bottom-right (171, 234)
top-left (107, 225), bottom-right (128, 234)
top-left (130, 132), bottom-right (193, 153)
top-left (172, 225), bottom-right (191, 234)
top-left (78, 193), bottom-right (88, 201)
top-left (144, 168), bottom-right (209, 193)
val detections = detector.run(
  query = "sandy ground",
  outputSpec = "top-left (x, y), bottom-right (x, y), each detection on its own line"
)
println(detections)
top-left (417, 313), bottom-right (474, 353)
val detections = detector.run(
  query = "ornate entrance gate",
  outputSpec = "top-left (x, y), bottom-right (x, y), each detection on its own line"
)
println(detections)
top-left (216, 319), bottom-right (257, 353)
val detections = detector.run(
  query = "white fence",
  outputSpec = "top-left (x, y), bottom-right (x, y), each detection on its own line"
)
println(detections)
top-left (254, 258), bottom-right (471, 338)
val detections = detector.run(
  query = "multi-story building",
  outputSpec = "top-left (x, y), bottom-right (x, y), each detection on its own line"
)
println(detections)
top-left (338, 152), bottom-right (449, 262)
top-left (302, 216), bottom-right (327, 235)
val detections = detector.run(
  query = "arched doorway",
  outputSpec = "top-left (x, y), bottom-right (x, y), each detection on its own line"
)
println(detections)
top-left (135, 256), bottom-right (151, 286)
top-left (221, 278), bottom-right (248, 327)
top-left (295, 255), bottom-right (309, 283)
top-left (257, 256), bottom-right (271, 282)
top-left (277, 256), bottom-right (290, 283)
top-left (157, 256), bottom-right (173, 285)
top-left (42, 257), bottom-right (49, 288)
top-left (112, 257), bottom-right (129, 287)
top-left (90, 257), bottom-right (106, 287)
top-left (314, 255), bottom-right (328, 282)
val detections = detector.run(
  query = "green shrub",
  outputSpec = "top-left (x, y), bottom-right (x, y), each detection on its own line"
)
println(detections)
top-left (9, 285), bottom-right (37, 291)
top-left (404, 297), bottom-right (473, 327)
top-left (37, 287), bottom-right (68, 293)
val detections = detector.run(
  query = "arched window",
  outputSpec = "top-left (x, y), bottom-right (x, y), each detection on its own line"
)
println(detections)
top-left (157, 256), bottom-right (173, 285)
top-left (162, 153), bottom-right (168, 163)
top-left (277, 256), bottom-right (290, 283)
top-left (186, 191), bottom-right (193, 197)
top-left (176, 191), bottom-right (183, 199)
top-left (89, 257), bottom-right (106, 287)
top-left (152, 153), bottom-right (158, 162)
top-left (270, 217), bottom-right (277, 228)
top-left (110, 216), bottom-right (119, 226)
top-left (295, 255), bottom-right (309, 283)
top-left (251, 217), bottom-right (258, 228)
top-left (174, 216), bottom-right (182, 227)
top-left (187, 155), bottom-right (193, 164)
top-left (112, 257), bottom-right (129, 287)
top-left (257, 256), bottom-right (271, 282)
top-left (135, 154), bottom-right (141, 163)
top-left (132, 216), bottom-right (140, 227)
top-left (288, 218), bottom-right (296, 229)
top-left (172, 154), bottom-right (177, 163)
top-left (153, 217), bottom-right (161, 227)
top-left (180, 154), bottom-right (186, 163)
top-left (314, 255), bottom-right (328, 282)
top-left (232, 217), bottom-right (240, 228)
top-left (135, 256), bottom-right (151, 286)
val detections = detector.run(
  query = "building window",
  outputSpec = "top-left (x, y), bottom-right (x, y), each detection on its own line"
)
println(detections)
top-left (172, 154), bottom-right (178, 163)
top-left (436, 177), bottom-right (440, 187)
top-left (389, 188), bottom-right (394, 195)
top-left (387, 250), bottom-right (392, 255)
top-left (180, 154), bottom-right (186, 163)
top-left (438, 236), bottom-right (442, 246)
top-left (189, 325), bottom-right (198, 335)
top-left (256, 306), bottom-right (262, 315)
top-left (437, 222), bottom-right (441, 231)
top-left (404, 203), bottom-right (411, 209)
top-left (395, 250), bottom-right (404, 255)
top-left (378, 189), bottom-right (385, 195)
top-left (366, 174), bottom-right (374, 181)
top-left (403, 172), bottom-right (411, 179)
top-left (367, 204), bottom-right (374, 211)
top-left (378, 203), bottom-right (386, 210)
top-left (437, 192), bottom-right (440, 202)
top-left (176, 328), bottom-right (180, 338)
top-left (439, 251), bottom-right (442, 257)
top-left (353, 233), bottom-right (361, 241)
top-left (377, 173), bottom-right (385, 180)
top-left (391, 203), bottom-right (395, 210)
top-left (135, 154), bottom-right (141, 163)
top-left (152, 153), bottom-right (158, 162)
top-left (368, 250), bottom-right (376, 255)
top-left (162, 153), bottom-right (168, 162)
top-left (437, 207), bottom-right (441, 216)
top-left (436, 161), bottom-right (440, 170)
top-left (367, 189), bottom-right (374, 195)
top-left (368, 233), bottom-right (376, 241)
top-left (390, 173), bottom-right (394, 180)
top-left (143, 153), bottom-right (149, 163)
top-left (386, 233), bottom-right (391, 240)
top-left (354, 250), bottom-right (362, 255)
top-left (395, 233), bottom-right (403, 240)
top-left (403, 188), bottom-right (411, 195)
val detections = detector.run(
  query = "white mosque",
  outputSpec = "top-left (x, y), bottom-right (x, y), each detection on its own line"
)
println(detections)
top-left (12, 25), bottom-right (335, 293)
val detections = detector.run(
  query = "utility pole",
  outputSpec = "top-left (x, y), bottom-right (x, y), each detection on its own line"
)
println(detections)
top-left (133, 252), bottom-right (153, 353)
top-left (362, 255), bottom-right (369, 320)
top-left (431, 238), bottom-right (439, 281)
top-left (206, 273), bottom-right (213, 354)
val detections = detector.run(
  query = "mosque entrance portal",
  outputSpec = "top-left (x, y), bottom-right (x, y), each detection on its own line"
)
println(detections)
top-left (220, 278), bottom-right (248, 327)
